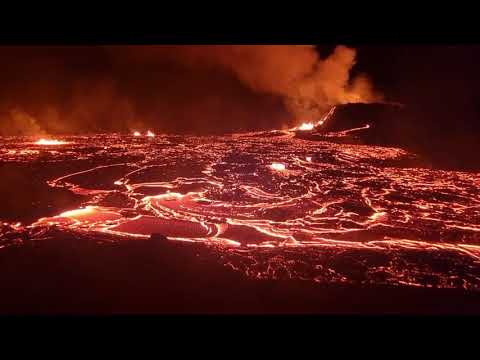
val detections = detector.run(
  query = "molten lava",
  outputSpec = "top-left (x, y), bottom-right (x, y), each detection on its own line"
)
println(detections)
top-left (298, 122), bottom-right (315, 131)
top-left (2, 130), bottom-right (480, 290)
top-left (269, 162), bottom-right (286, 171)
top-left (290, 107), bottom-right (337, 132)
top-left (34, 139), bottom-right (69, 146)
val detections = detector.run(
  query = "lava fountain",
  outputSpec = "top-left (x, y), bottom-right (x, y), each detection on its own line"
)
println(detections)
top-left (298, 123), bottom-right (315, 131)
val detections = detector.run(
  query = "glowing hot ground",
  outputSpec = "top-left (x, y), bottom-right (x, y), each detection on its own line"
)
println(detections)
top-left (35, 138), bottom-right (70, 146)
top-left (1, 132), bottom-right (480, 290)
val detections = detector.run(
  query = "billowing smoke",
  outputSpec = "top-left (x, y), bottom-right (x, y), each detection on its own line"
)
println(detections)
top-left (116, 45), bottom-right (381, 121)
top-left (0, 45), bottom-right (381, 135)
top-left (0, 109), bottom-right (46, 136)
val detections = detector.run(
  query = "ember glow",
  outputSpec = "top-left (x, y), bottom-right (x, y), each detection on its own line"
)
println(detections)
top-left (147, 130), bottom-right (155, 137)
top-left (34, 139), bottom-right (69, 146)
top-left (133, 131), bottom-right (141, 137)
top-left (2, 130), bottom-right (480, 291)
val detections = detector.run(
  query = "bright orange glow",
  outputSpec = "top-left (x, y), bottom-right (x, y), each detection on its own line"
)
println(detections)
top-left (133, 131), bottom-right (141, 137)
top-left (59, 207), bottom-right (97, 219)
top-left (298, 122), bottom-right (314, 131)
top-left (35, 206), bottom-right (123, 227)
top-left (270, 162), bottom-right (286, 171)
top-left (147, 130), bottom-right (155, 137)
top-left (35, 139), bottom-right (69, 146)
top-left (289, 106), bottom-right (337, 132)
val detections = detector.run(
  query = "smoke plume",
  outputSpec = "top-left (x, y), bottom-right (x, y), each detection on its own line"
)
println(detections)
top-left (0, 45), bottom-right (381, 135)
top-left (0, 109), bottom-right (46, 136)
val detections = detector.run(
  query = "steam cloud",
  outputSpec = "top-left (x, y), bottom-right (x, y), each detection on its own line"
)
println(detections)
top-left (0, 45), bottom-right (381, 135)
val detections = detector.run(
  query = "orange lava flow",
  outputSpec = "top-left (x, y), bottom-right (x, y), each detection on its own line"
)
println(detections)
top-left (3, 130), bottom-right (480, 289)
top-left (269, 162), bottom-right (286, 171)
top-left (297, 123), bottom-right (314, 131)
top-left (291, 106), bottom-right (337, 132)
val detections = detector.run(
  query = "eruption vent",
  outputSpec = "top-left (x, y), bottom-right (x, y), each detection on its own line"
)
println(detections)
top-left (298, 123), bottom-right (315, 131)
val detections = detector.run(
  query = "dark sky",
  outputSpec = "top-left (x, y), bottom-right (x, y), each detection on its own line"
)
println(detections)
top-left (356, 46), bottom-right (480, 143)
top-left (1, 45), bottom-right (479, 142)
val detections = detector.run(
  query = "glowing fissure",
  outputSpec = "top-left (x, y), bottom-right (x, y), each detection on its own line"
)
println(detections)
top-left (321, 124), bottom-right (371, 138)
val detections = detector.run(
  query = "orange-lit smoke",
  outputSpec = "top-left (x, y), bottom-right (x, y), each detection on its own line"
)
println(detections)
top-left (121, 45), bottom-right (382, 121)
top-left (0, 109), bottom-right (46, 136)
top-left (0, 46), bottom-right (382, 135)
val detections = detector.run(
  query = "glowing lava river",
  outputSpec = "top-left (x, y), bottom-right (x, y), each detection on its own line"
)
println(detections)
top-left (1, 131), bottom-right (480, 291)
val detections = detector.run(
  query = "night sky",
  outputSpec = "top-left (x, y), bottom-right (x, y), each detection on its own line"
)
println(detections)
top-left (355, 45), bottom-right (480, 167)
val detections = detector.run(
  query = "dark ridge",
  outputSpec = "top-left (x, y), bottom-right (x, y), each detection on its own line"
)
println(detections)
top-left (296, 103), bottom-right (480, 171)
